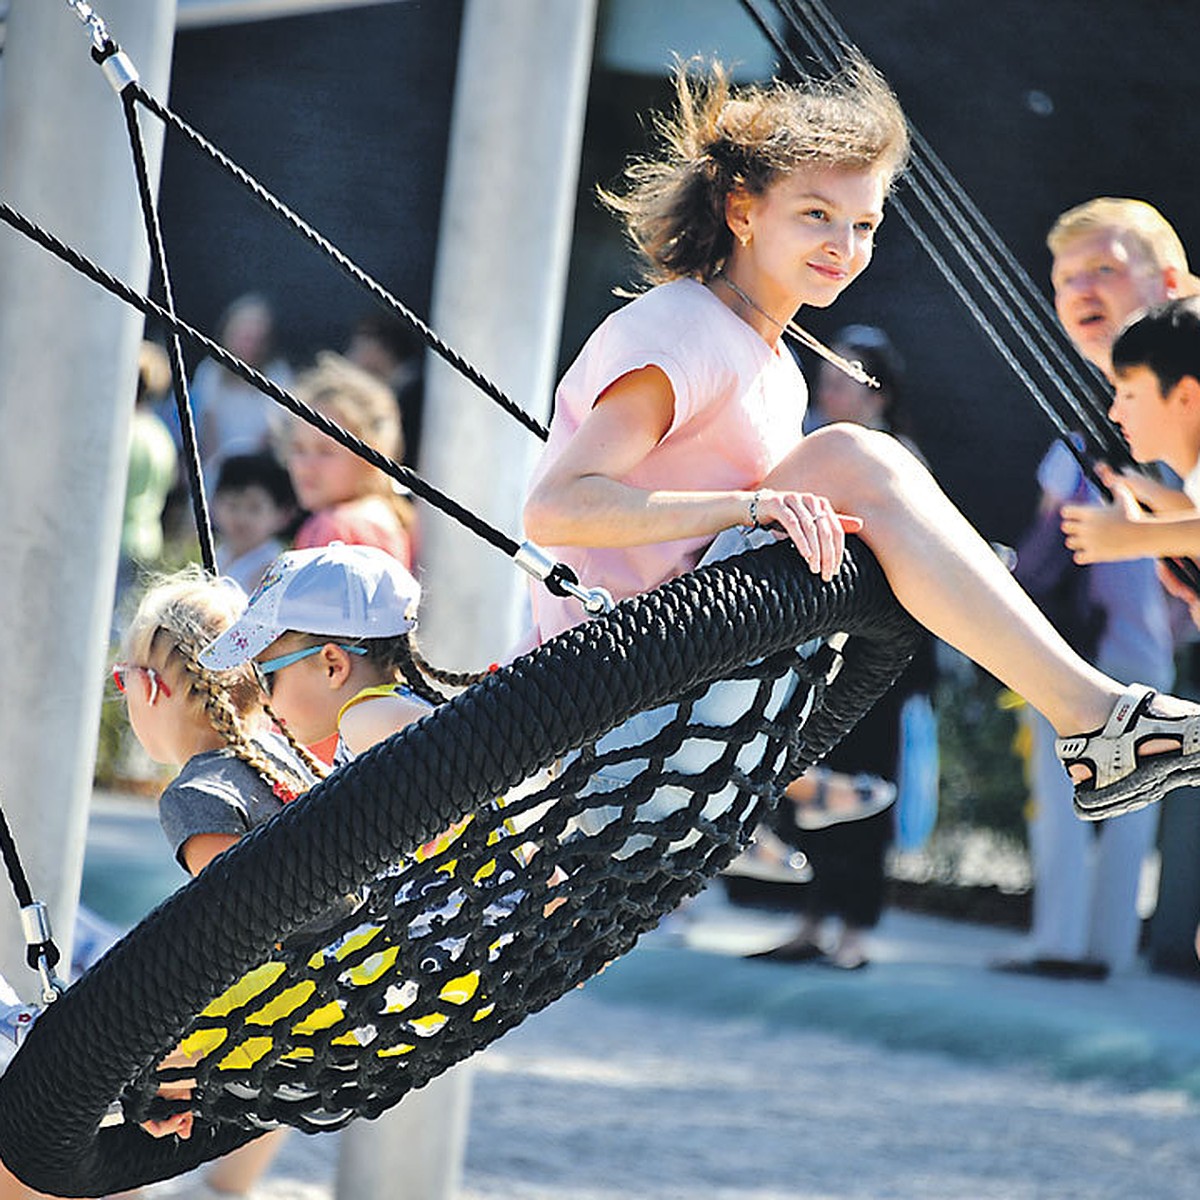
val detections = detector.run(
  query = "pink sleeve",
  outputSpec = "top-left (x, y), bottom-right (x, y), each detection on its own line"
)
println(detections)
top-left (573, 321), bottom-right (696, 437)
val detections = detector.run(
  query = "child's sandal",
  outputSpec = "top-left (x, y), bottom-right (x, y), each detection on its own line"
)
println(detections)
top-left (1056, 683), bottom-right (1200, 821)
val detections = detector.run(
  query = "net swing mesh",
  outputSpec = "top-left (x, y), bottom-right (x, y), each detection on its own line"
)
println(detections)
top-left (0, 6), bottom-right (932, 1193)
top-left (0, 538), bottom-right (919, 1196)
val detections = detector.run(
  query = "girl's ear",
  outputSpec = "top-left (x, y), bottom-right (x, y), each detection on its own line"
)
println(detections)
top-left (321, 643), bottom-right (358, 688)
top-left (725, 188), bottom-right (753, 247)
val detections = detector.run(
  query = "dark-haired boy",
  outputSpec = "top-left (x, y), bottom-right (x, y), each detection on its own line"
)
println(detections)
top-left (213, 452), bottom-right (297, 593)
top-left (1062, 296), bottom-right (1200, 572)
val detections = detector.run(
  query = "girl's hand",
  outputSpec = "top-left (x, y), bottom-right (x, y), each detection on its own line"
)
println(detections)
top-left (140, 1044), bottom-right (198, 1140)
top-left (141, 1108), bottom-right (194, 1141)
top-left (751, 489), bottom-right (863, 581)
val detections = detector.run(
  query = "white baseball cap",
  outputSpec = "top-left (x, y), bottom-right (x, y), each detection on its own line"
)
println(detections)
top-left (200, 542), bottom-right (420, 670)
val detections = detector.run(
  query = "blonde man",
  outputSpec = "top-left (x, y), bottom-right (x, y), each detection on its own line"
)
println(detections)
top-left (996, 199), bottom-right (1187, 980)
top-left (1048, 197), bottom-right (1199, 379)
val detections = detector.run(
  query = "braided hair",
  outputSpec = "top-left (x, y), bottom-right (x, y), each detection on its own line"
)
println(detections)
top-left (121, 567), bottom-right (325, 796)
top-left (291, 632), bottom-right (487, 708)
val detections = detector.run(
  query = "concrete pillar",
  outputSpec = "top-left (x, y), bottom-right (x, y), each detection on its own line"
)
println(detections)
top-left (417, 0), bottom-right (599, 665)
top-left (336, 2), bottom-right (598, 1198)
top-left (0, 0), bottom-right (177, 1000)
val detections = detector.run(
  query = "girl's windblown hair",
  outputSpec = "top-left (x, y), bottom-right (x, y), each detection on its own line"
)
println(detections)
top-left (600, 54), bottom-right (910, 285)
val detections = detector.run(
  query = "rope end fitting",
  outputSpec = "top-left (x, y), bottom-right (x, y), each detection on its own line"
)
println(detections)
top-left (19, 902), bottom-right (66, 1005)
top-left (514, 541), bottom-right (614, 619)
top-left (95, 46), bottom-right (139, 94)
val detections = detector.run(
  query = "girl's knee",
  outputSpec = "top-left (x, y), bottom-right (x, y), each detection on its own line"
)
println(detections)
top-left (805, 423), bottom-right (914, 488)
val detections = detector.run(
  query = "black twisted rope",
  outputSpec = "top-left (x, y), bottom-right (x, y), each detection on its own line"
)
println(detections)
top-left (0, 541), bottom-right (919, 1196)
top-left (0, 804), bottom-right (60, 976)
top-left (128, 85), bottom-right (549, 442)
top-left (119, 85), bottom-right (216, 571)
top-left (0, 200), bottom-right (592, 597)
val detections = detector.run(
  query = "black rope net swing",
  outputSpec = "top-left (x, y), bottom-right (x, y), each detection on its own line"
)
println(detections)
top-left (0, 6), bottom-right (924, 1197)
top-left (1, 543), bottom-right (920, 1196)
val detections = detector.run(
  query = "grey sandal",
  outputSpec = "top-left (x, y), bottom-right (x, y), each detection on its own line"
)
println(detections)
top-left (1057, 684), bottom-right (1200, 821)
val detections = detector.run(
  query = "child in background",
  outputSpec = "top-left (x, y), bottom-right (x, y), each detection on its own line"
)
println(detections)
top-left (1061, 296), bottom-right (1200, 581)
top-left (200, 541), bottom-right (447, 767)
top-left (115, 568), bottom-right (321, 876)
top-left (113, 568), bottom-right (323, 1175)
top-left (212, 452), bottom-right (298, 595)
top-left (286, 353), bottom-right (418, 569)
top-left (750, 326), bottom-right (936, 969)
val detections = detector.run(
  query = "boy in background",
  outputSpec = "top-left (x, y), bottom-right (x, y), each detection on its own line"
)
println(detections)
top-left (1062, 297), bottom-right (1200, 599)
top-left (213, 451), bottom-right (297, 594)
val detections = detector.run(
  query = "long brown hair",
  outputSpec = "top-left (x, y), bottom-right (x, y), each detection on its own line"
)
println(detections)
top-left (600, 54), bottom-right (910, 286)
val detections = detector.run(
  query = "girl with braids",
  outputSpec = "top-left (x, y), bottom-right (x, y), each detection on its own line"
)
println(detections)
top-left (116, 568), bottom-right (322, 876)
top-left (199, 541), bottom-right (449, 768)
top-left (131, 546), bottom-right (480, 1168)
top-left (523, 53), bottom-right (1200, 823)
top-left (0, 575), bottom-right (320, 1190)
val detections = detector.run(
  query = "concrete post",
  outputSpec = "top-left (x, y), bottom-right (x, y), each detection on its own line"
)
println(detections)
top-left (415, 0), bottom-right (598, 665)
top-left (0, 0), bottom-right (177, 999)
top-left (335, 2), bottom-right (597, 1198)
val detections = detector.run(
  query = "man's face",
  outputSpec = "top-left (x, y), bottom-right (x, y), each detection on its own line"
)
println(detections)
top-left (1051, 228), bottom-right (1170, 378)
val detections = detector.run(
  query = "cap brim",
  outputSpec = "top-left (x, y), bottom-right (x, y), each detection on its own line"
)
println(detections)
top-left (199, 618), bottom-right (284, 671)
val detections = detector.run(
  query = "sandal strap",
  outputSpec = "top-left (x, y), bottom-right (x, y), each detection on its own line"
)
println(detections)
top-left (1056, 684), bottom-right (1197, 791)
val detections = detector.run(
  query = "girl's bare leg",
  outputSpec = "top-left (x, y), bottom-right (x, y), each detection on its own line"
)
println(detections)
top-left (766, 425), bottom-right (1126, 737)
top-left (0, 1163), bottom-right (44, 1200)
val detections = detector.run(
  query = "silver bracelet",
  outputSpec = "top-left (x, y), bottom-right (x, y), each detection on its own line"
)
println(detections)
top-left (748, 489), bottom-right (763, 529)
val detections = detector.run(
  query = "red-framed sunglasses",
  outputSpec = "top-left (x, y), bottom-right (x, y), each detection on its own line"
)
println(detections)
top-left (112, 663), bottom-right (172, 705)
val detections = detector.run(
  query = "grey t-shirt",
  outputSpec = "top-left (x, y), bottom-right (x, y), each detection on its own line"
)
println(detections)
top-left (158, 732), bottom-right (315, 869)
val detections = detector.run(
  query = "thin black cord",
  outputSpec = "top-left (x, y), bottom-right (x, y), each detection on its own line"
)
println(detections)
top-left (119, 84), bottom-right (217, 572)
top-left (0, 200), bottom-right (594, 595)
top-left (129, 85), bottom-right (549, 443)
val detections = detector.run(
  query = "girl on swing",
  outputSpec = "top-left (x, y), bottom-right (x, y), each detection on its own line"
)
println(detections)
top-left (522, 54), bottom-right (1200, 822)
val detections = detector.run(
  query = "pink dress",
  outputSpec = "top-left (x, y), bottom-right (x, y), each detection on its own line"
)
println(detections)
top-left (526, 278), bottom-right (807, 644)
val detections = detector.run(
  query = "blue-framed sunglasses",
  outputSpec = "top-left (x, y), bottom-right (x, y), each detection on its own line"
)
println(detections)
top-left (254, 643), bottom-right (367, 694)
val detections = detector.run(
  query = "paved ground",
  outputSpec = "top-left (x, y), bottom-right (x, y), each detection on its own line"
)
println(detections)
top-left (79, 796), bottom-right (1200, 1199)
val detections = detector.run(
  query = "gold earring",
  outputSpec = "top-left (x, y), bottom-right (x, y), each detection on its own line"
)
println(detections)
top-left (739, 232), bottom-right (751, 247)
